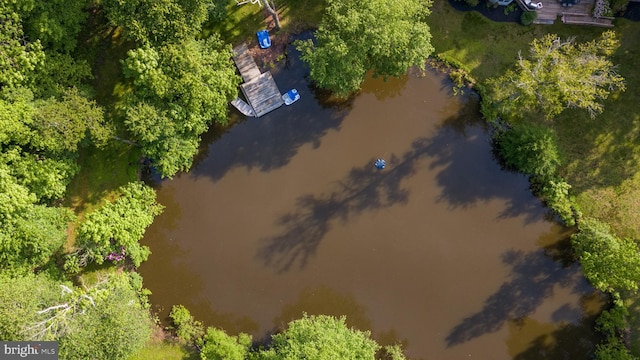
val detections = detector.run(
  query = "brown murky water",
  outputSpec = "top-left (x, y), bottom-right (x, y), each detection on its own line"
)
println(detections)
top-left (139, 37), bottom-right (603, 359)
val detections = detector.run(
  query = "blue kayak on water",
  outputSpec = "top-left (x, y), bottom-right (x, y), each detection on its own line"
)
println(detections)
top-left (257, 30), bottom-right (271, 49)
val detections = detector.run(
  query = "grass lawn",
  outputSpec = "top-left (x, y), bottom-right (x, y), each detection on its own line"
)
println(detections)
top-left (428, 1), bottom-right (640, 352)
top-left (128, 338), bottom-right (198, 360)
top-left (203, 0), bottom-right (326, 45)
top-left (427, 1), bottom-right (640, 240)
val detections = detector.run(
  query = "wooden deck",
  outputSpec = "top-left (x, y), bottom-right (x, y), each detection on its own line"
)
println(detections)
top-left (231, 44), bottom-right (284, 117)
top-left (230, 98), bottom-right (256, 117)
top-left (232, 44), bottom-right (261, 82)
top-left (518, 0), bottom-right (614, 26)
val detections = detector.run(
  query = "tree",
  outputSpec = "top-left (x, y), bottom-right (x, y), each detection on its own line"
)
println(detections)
top-left (496, 123), bottom-right (561, 178)
top-left (296, 0), bottom-right (434, 97)
top-left (200, 327), bottom-right (252, 360)
top-left (32, 87), bottom-right (111, 156)
top-left (170, 305), bottom-right (205, 343)
top-left (571, 217), bottom-right (640, 293)
top-left (0, 273), bottom-right (62, 340)
top-left (121, 37), bottom-right (239, 177)
top-left (76, 182), bottom-right (164, 267)
top-left (257, 314), bottom-right (381, 360)
top-left (55, 273), bottom-right (152, 360)
top-left (482, 31), bottom-right (625, 122)
top-left (20, 0), bottom-right (89, 52)
top-left (0, 4), bottom-right (44, 93)
top-left (102, 0), bottom-right (208, 46)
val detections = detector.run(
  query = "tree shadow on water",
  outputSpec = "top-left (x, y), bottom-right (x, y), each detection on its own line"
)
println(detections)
top-left (426, 120), bottom-right (544, 224)
top-left (188, 31), bottom-right (354, 182)
top-left (445, 247), bottom-right (592, 348)
top-left (256, 136), bottom-right (436, 272)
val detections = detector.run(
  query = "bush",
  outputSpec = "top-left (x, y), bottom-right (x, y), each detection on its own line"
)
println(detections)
top-left (521, 11), bottom-right (537, 25)
top-left (200, 328), bottom-right (251, 360)
top-left (496, 123), bottom-right (561, 178)
top-left (169, 305), bottom-right (204, 343)
top-left (536, 176), bottom-right (575, 226)
top-left (594, 337), bottom-right (638, 360)
top-left (571, 218), bottom-right (640, 293)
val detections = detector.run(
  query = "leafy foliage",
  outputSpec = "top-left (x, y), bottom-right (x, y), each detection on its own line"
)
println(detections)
top-left (296, 0), bottom-right (434, 97)
top-left (121, 37), bottom-right (239, 177)
top-left (32, 87), bottom-right (111, 155)
top-left (536, 177), bottom-right (575, 226)
top-left (594, 336), bottom-right (638, 360)
top-left (57, 273), bottom-right (153, 360)
top-left (258, 314), bottom-right (380, 359)
top-left (76, 182), bottom-right (164, 267)
top-left (102, 0), bottom-right (208, 46)
top-left (571, 218), bottom-right (640, 293)
top-left (20, 0), bottom-right (89, 52)
top-left (0, 165), bottom-right (74, 271)
top-left (496, 123), bottom-right (561, 178)
top-left (482, 31), bottom-right (625, 122)
top-left (0, 4), bottom-right (44, 93)
top-left (200, 327), bottom-right (252, 360)
top-left (0, 273), bottom-right (62, 340)
top-left (520, 10), bottom-right (537, 25)
top-left (170, 305), bottom-right (205, 343)
top-left (32, 53), bottom-right (93, 98)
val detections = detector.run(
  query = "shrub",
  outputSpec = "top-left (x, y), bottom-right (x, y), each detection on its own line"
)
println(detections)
top-left (200, 328), bottom-right (251, 360)
top-left (536, 176), bottom-right (575, 226)
top-left (521, 11), bottom-right (537, 25)
top-left (169, 305), bottom-right (204, 343)
top-left (496, 123), bottom-right (561, 178)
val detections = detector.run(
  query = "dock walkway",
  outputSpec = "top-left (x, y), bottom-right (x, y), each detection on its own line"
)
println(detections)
top-left (231, 44), bottom-right (284, 117)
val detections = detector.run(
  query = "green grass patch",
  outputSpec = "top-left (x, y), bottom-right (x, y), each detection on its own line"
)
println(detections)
top-left (128, 339), bottom-right (198, 360)
top-left (66, 143), bottom-right (139, 215)
top-left (203, 0), bottom-right (326, 45)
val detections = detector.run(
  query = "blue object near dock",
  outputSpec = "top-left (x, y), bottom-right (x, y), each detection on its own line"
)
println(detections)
top-left (257, 30), bottom-right (271, 49)
top-left (375, 159), bottom-right (386, 170)
top-left (282, 89), bottom-right (300, 105)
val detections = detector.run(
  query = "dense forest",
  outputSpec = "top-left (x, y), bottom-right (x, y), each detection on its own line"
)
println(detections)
top-left (1, 0), bottom-right (640, 358)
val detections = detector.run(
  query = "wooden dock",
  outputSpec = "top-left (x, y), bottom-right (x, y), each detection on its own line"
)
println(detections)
top-left (231, 44), bottom-right (284, 117)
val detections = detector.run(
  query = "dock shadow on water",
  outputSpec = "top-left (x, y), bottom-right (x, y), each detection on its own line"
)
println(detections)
top-left (139, 33), bottom-right (603, 360)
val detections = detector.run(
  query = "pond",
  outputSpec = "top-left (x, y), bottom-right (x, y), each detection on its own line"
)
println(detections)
top-left (139, 37), bottom-right (603, 359)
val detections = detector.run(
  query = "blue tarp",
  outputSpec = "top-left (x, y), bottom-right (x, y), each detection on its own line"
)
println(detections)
top-left (257, 30), bottom-right (271, 49)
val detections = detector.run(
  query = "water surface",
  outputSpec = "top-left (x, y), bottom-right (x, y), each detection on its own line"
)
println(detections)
top-left (139, 40), bottom-right (602, 359)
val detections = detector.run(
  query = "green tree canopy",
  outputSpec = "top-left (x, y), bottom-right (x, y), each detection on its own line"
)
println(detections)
top-left (76, 182), bottom-right (164, 267)
top-left (200, 327), bottom-right (252, 360)
top-left (482, 31), bottom-right (625, 122)
top-left (20, 0), bottom-right (89, 52)
top-left (121, 36), bottom-right (239, 177)
top-left (496, 122), bottom-right (561, 178)
top-left (0, 272), bottom-right (62, 340)
top-left (102, 0), bottom-right (208, 46)
top-left (571, 217), bottom-right (640, 293)
top-left (32, 87), bottom-right (111, 155)
top-left (0, 4), bottom-right (44, 93)
top-left (258, 314), bottom-right (381, 360)
top-left (57, 273), bottom-right (153, 360)
top-left (0, 165), bottom-right (74, 271)
top-left (296, 0), bottom-right (434, 97)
